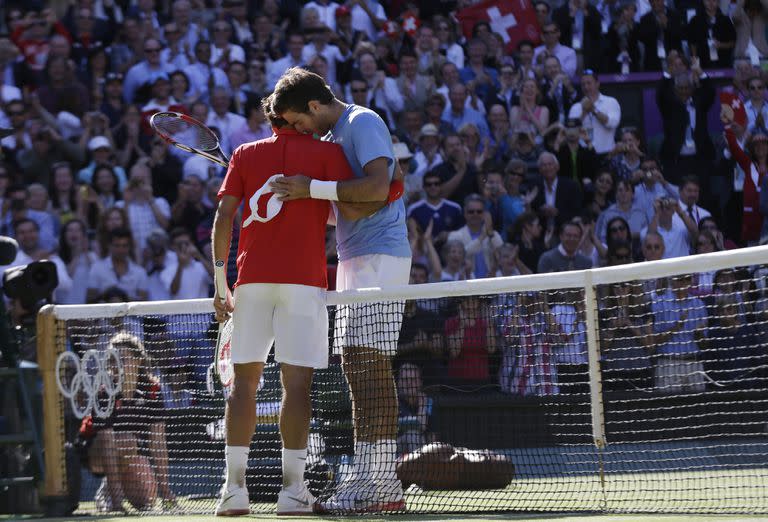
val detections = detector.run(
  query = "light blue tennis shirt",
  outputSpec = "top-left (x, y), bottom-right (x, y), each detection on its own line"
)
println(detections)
top-left (327, 104), bottom-right (411, 261)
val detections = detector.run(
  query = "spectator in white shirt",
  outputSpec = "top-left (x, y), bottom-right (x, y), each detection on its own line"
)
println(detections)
top-left (641, 196), bottom-right (699, 259)
top-left (305, 0), bottom-right (341, 31)
top-left (86, 227), bottom-right (149, 302)
top-left (206, 87), bottom-right (246, 155)
top-left (351, 0), bottom-right (387, 41)
top-left (534, 22), bottom-right (578, 80)
top-left (122, 38), bottom-right (172, 104)
top-left (211, 20), bottom-right (246, 69)
top-left (13, 218), bottom-right (72, 303)
top-left (302, 26), bottom-right (346, 88)
top-left (676, 176), bottom-right (711, 228)
top-left (568, 70), bottom-right (621, 155)
top-left (161, 228), bottom-right (212, 300)
top-left (182, 40), bottom-right (230, 103)
top-left (171, 0), bottom-right (208, 53)
top-left (633, 157), bottom-right (680, 223)
top-left (116, 161), bottom-right (171, 259)
top-left (266, 32), bottom-right (307, 90)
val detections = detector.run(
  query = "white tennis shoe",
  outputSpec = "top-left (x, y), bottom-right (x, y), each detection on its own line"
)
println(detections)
top-left (215, 485), bottom-right (249, 517)
top-left (276, 482), bottom-right (316, 516)
top-left (319, 476), bottom-right (406, 513)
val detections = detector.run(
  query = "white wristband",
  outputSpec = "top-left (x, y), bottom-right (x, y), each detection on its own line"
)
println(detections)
top-left (309, 180), bottom-right (339, 201)
top-left (214, 261), bottom-right (228, 301)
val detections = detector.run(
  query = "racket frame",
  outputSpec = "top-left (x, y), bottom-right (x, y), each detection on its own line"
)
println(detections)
top-left (150, 111), bottom-right (230, 167)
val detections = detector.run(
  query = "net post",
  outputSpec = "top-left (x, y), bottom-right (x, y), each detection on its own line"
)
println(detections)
top-left (583, 270), bottom-right (606, 449)
top-left (37, 304), bottom-right (68, 512)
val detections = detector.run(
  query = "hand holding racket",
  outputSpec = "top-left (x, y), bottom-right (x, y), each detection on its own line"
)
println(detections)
top-left (213, 263), bottom-right (234, 387)
top-left (150, 111), bottom-right (230, 167)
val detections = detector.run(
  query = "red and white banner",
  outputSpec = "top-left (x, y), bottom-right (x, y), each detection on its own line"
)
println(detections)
top-left (455, 0), bottom-right (541, 52)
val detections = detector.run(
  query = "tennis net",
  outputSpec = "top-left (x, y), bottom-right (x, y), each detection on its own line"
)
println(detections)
top-left (37, 245), bottom-right (768, 516)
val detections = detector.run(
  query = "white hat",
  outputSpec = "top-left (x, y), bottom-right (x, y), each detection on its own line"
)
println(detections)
top-left (419, 123), bottom-right (439, 138)
top-left (393, 142), bottom-right (413, 160)
top-left (183, 155), bottom-right (212, 180)
top-left (57, 111), bottom-right (83, 140)
top-left (88, 135), bottom-right (112, 151)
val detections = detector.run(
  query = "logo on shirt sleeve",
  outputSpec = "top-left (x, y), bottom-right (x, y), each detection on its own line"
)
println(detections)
top-left (242, 174), bottom-right (285, 227)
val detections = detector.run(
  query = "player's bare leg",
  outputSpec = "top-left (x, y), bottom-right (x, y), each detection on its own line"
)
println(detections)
top-left (216, 362), bottom-right (264, 517)
top-left (276, 364), bottom-right (316, 515)
top-left (325, 346), bottom-right (403, 512)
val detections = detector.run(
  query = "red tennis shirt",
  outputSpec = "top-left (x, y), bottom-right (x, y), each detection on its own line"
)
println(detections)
top-left (218, 128), bottom-right (353, 289)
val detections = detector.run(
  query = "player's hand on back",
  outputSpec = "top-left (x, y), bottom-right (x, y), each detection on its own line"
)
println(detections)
top-left (270, 174), bottom-right (311, 201)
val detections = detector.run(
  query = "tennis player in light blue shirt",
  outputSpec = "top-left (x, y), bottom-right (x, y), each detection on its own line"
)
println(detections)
top-left (270, 68), bottom-right (410, 514)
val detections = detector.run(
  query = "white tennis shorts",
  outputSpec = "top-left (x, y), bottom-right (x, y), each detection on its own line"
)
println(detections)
top-left (231, 283), bottom-right (328, 369)
top-left (334, 254), bottom-right (411, 354)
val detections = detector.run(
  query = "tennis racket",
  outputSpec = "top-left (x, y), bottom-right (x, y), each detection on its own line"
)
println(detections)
top-left (150, 111), bottom-right (230, 167)
top-left (215, 315), bottom-right (234, 388)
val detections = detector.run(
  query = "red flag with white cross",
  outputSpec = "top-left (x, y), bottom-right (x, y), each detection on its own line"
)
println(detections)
top-left (455, 0), bottom-right (541, 52)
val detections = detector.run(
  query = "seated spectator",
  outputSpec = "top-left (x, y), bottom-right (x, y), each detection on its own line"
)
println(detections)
top-left (703, 269), bottom-right (765, 389)
top-left (2, 184), bottom-right (58, 253)
top-left (553, 117), bottom-right (599, 184)
top-left (206, 87), bottom-right (246, 155)
top-left (568, 71), bottom-right (621, 156)
top-left (485, 104), bottom-right (513, 165)
top-left (183, 40), bottom-right (230, 103)
top-left (444, 295), bottom-right (497, 387)
top-left (531, 151), bottom-right (582, 231)
top-left (397, 50), bottom-right (435, 113)
top-left (458, 123), bottom-right (487, 171)
top-left (483, 170), bottom-right (527, 236)
top-left (508, 130), bottom-right (544, 177)
top-left (87, 227), bottom-right (149, 302)
top-left (460, 38), bottom-right (499, 103)
top-left (571, 214), bottom-right (601, 266)
top-left (549, 291), bottom-right (589, 395)
top-left (583, 169), bottom-right (615, 217)
top-left (744, 76), bottom-right (768, 131)
top-left (509, 211), bottom-right (549, 273)
top-left (15, 122), bottom-right (86, 188)
top-left (432, 133), bottom-right (480, 205)
top-left (676, 176), bottom-right (711, 228)
top-left (13, 217), bottom-right (72, 302)
top-left (633, 157), bottom-right (680, 225)
top-left (492, 243), bottom-right (532, 277)
top-left (691, 230), bottom-right (721, 297)
top-left (599, 280), bottom-right (654, 391)
top-left (82, 332), bottom-right (174, 513)
top-left (349, 51), bottom-right (403, 131)
top-left (82, 165), bottom-right (121, 231)
top-left (95, 206), bottom-right (132, 258)
top-left (123, 37), bottom-right (173, 104)
top-left (608, 127), bottom-right (645, 183)
top-left (641, 196), bottom-right (699, 259)
top-left (533, 22), bottom-right (577, 79)
top-left (423, 93), bottom-right (454, 136)
top-left (396, 363), bottom-right (437, 456)
top-left (159, 227), bottom-right (213, 300)
top-left (509, 78), bottom-right (549, 140)
top-left (407, 172), bottom-right (463, 245)
top-left (49, 162), bottom-right (84, 226)
top-left (144, 228), bottom-right (173, 302)
top-left (36, 55), bottom-right (90, 118)
top-left (229, 99), bottom-right (273, 152)
top-left (447, 194), bottom-right (504, 279)
top-left (498, 291), bottom-right (560, 396)
top-left (641, 231), bottom-right (666, 263)
top-left (732, 0), bottom-right (768, 64)
top-left (397, 296), bottom-right (444, 386)
top-left (604, 1), bottom-right (640, 74)
top-left (537, 221), bottom-right (593, 273)
top-left (439, 240), bottom-right (473, 281)
top-left (605, 239), bottom-right (634, 266)
top-left (116, 161), bottom-right (171, 259)
top-left (77, 136), bottom-right (128, 191)
top-left (487, 63), bottom-right (520, 116)
top-left (553, 0), bottom-right (603, 72)
top-left (539, 55), bottom-right (580, 124)
top-left (57, 219), bottom-right (98, 304)
top-left (596, 179), bottom-right (648, 242)
top-left (442, 83), bottom-right (490, 139)
top-left (395, 109), bottom-right (425, 153)
top-left (170, 174), bottom-right (211, 243)
top-left (651, 274), bottom-right (708, 394)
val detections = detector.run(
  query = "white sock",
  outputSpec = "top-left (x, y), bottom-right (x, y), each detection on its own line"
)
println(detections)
top-left (373, 439), bottom-right (398, 483)
top-left (282, 447), bottom-right (307, 488)
top-left (352, 441), bottom-right (373, 481)
top-left (224, 445), bottom-right (249, 490)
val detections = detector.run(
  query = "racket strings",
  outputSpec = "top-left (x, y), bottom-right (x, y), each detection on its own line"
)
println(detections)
top-left (153, 114), bottom-right (219, 151)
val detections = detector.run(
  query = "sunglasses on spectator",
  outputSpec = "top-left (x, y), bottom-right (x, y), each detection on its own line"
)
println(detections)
top-left (609, 225), bottom-right (627, 232)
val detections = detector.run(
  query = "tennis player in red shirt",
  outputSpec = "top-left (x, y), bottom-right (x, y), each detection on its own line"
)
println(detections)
top-left (211, 98), bottom-right (382, 516)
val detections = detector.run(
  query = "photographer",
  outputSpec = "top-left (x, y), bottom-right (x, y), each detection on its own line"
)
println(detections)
top-left (641, 196), bottom-right (698, 259)
top-left (632, 157), bottom-right (680, 224)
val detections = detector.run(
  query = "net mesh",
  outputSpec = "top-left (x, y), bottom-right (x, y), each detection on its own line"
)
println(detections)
top-left (42, 249), bottom-right (768, 516)
top-left (151, 113), bottom-right (219, 152)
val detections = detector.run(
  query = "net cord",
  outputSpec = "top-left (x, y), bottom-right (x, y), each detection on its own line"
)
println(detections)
top-left (47, 245), bottom-right (768, 320)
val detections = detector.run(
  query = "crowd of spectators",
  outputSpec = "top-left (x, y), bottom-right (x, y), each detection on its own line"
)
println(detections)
top-left (1, 0), bottom-right (767, 403)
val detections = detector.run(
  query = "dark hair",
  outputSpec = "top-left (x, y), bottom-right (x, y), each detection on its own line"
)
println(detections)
top-left (605, 216), bottom-right (631, 251)
top-left (511, 210), bottom-right (539, 239)
top-left (411, 262), bottom-right (428, 274)
top-left (607, 239), bottom-right (632, 259)
top-left (271, 67), bottom-right (335, 115)
top-left (91, 164), bottom-right (121, 201)
top-left (49, 162), bottom-right (78, 213)
top-left (12, 218), bottom-right (38, 233)
top-left (561, 220), bottom-right (583, 236)
top-left (109, 227), bottom-right (133, 243)
top-left (680, 175), bottom-right (700, 190)
top-left (698, 216), bottom-right (718, 231)
top-left (169, 69), bottom-right (190, 90)
top-left (399, 49), bottom-right (417, 61)
top-left (100, 286), bottom-right (130, 303)
top-left (517, 39), bottom-right (535, 51)
top-left (59, 219), bottom-right (88, 264)
top-left (169, 226), bottom-right (191, 243)
top-left (423, 170), bottom-right (441, 184)
top-left (261, 94), bottom-right (289, 128)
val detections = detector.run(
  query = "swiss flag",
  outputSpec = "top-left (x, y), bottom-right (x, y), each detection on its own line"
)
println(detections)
top-left (719, 91), bottom-right (747, 129)
top-left (455, 0), bottom-right (541, 53)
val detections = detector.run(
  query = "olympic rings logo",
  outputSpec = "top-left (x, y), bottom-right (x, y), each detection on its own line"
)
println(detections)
top-left (55, 349), bottom-right (124, 419)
